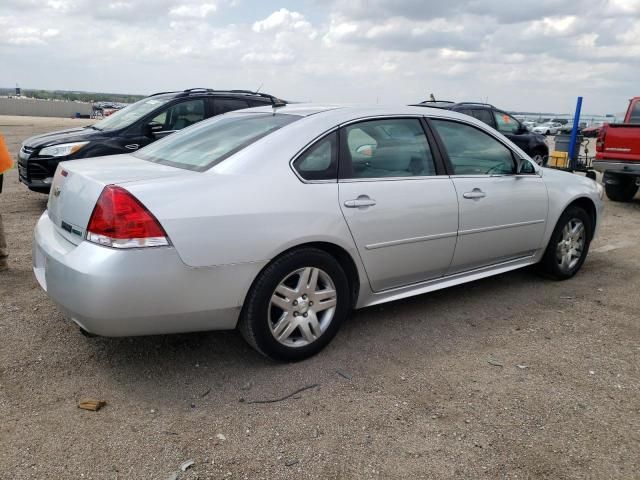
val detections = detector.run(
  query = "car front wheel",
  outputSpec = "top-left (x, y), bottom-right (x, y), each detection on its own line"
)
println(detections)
top-left (538, 206), bottom-right (591, 279)
top-left (239, 247), bottom-right (350, 361)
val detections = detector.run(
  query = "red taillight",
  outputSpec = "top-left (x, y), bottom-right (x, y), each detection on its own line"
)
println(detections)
top-left (86, 185), bottom-right (169, 248)
top-left (596, 126), bottom-right (606, 152)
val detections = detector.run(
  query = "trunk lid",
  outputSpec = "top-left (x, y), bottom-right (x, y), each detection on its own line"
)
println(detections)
top-left (47, 154), bottom-right (193, 245)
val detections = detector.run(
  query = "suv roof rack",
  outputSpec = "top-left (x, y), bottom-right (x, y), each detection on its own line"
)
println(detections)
top-left (453, 101), bottom-right (496, 108)
top-left (148, 88), bottom-right (286, 107)
top-left (419, 100), bottom-right (455, 104)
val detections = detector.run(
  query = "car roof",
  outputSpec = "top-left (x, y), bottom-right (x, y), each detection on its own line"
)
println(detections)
top-left (237, 103), bottom-right (471, 119)
top-left (148, 89), bottom-right (276, 102)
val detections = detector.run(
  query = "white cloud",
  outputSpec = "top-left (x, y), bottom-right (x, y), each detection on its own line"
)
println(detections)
top-left (169, 3), bottom-right (218, 18)
top-left (252, 8), bottom-right (316, 39)
top-left (0, 1), bottom-right (638, 113)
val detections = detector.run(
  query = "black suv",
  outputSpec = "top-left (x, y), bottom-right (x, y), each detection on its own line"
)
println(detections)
top-left (413, 101), bottom-right (549, 165)
top-left (18, 88), bottom-right (284, 193)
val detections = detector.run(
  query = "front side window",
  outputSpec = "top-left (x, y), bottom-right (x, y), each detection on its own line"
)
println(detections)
top-left (135, 113), bottom-right (300, 171)
top-left (293, 132), bottom-right (337, 181)
top-left (341, 118), bottom-right (436, 179)
top-left (431, 119), bottom-right (516, 175)
top-left (493, 111), bottom-right (520, 134)
top-left (150, 99), bottom-right (205, 131)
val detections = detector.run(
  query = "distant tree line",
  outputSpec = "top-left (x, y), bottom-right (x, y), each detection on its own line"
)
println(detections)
top-left (0, 88), bottom-right (144, 104)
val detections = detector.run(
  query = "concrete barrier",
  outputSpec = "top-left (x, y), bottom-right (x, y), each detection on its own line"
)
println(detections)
top-left (0, 97), bottom-right (92, 118)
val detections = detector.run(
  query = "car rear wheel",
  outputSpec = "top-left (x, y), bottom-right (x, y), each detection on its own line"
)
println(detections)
top-left (538, 206), bottom-right (591, 280)
top-left (238, 247), bottom-right (350, 361)
top-left (604, 175), bottom-right (638, 202)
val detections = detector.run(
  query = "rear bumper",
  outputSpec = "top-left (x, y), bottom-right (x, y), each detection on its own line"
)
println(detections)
top-left (592, 160), bottom-right (640, 175)
top-left (33, 212), bottom-right (265, 337)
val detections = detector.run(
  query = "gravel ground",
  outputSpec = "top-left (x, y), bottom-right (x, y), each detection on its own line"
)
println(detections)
top-left (0, 116), bottom-right (638, 479)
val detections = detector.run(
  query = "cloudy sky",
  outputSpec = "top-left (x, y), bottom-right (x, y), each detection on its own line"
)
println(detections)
top-left (1, 0), bottom-right (639, 113)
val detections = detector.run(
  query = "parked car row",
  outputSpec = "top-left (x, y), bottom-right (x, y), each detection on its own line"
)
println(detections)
top-left (29, 97), bottom-right (604, 360)
top-left (18, 88), bottom-right (282, 193)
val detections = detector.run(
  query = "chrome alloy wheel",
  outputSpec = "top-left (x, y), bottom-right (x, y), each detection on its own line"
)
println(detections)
top-left (556, 218), bottom-right (585, 272)
top-left (269, 267), bottom-right (337, 347)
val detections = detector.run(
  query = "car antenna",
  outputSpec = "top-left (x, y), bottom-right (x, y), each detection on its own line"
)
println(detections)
top-left (269, 94), bottom-right (286, 115)
top-left (255, 82), bottom-right (263, 94)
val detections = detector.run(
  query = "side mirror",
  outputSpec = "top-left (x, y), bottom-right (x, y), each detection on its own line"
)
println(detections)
top-left (145, 121), bottom-right (164, 137)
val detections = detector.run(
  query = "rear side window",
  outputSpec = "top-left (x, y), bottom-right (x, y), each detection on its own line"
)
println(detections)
top-left (340, 118), bottom-right (436, 179)
top-left (214, 98), bottom-right (250, 116)
top-left (135, 113), bottom-right (300, 171)
top-left (431, 119), bottom-right (516, 175)
top-left (629, 101), bottom-right (640, 124)
top-left (468, 109), bottom-right (494, 127)
top-left (292, 132), bottom-right (338, 181)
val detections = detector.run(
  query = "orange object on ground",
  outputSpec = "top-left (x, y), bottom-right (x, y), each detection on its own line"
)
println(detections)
top-left (0, 135), bottom-right (14, 174)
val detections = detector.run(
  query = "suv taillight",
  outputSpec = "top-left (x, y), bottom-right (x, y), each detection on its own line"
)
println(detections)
top-left (596, 125), bottom-right (606, 152)
top-left (86, 185), bottom-right (169, 248)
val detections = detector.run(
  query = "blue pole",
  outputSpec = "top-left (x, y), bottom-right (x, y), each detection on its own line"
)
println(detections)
top-left (568, 96), bottom-right (583, 168)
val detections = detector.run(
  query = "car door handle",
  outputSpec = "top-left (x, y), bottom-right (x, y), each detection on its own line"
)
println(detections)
top-left (344, 196), bottom-right (377, 208)
top-left (463, 189), bottom-right (486, 199)
top-left (124, 144), bottom-right (139, 150)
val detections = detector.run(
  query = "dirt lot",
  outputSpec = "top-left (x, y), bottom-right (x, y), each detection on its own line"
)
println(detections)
top-left (0, 116), bottom-right (638, 479)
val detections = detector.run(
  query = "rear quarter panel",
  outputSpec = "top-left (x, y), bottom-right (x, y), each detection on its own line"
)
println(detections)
top-left (122, 117), bottom-right (363, 270)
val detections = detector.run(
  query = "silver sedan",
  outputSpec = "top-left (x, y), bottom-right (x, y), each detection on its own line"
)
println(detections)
top-left (33, 104), bottom-right (604, 360)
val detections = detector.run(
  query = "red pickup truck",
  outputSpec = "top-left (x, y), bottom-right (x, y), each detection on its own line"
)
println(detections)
top-left (594, 97), bottom-right (640, 201)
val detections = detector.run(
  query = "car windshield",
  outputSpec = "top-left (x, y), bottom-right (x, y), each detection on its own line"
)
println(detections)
top-left (134, 113), bottom-right (300, 171)
top-left (92, 97), bottom-right (171, 132)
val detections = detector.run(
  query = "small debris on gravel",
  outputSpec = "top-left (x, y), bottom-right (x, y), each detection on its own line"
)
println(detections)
top-left (516, 365), bottom-right (528, 369)
top-left (336, 370), bottom-right (352, 380)
top-left (246, 384), bottom-right (319, 404)
top-left (285, 459), bottom-right (299, 467)
top-left (179, 459), bottom-right (195, 472)
top-left (216, 434), bottom-right (227, 441)
top-left (77, 399), bottom-right (106, 411)
top-left (487, 359), bottom-right (504, 367)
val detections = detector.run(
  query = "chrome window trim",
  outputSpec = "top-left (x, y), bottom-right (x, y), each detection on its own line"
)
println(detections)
top-left (289, 127), bottom-right (340, 184)
top-left (339, 175), bottom-right (445, 183)
top-left (428, 116), bottom-right (542, 176)
top-left (338, 115), bottom-right (440, 182)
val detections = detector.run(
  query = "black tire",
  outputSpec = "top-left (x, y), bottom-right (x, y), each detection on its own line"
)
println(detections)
top-left (238, 247), bottom-right (350, 361)
top-left (538, 206), bottom-right (592, 280)
top-left (604, 176), bottom-right (638, 202)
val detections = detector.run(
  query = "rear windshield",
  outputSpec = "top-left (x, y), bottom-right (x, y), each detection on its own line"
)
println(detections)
top-left (134, 113), bottom-right (300, 171)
